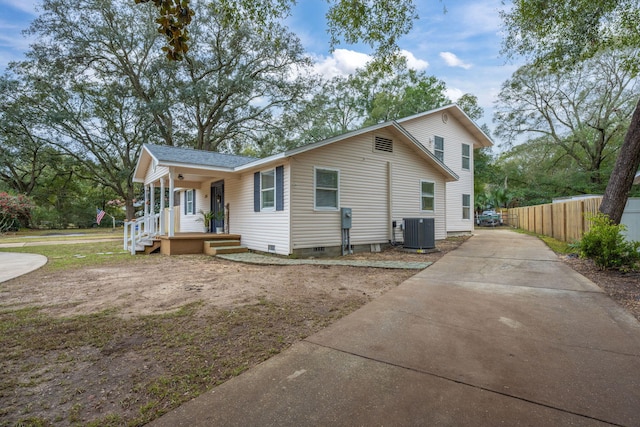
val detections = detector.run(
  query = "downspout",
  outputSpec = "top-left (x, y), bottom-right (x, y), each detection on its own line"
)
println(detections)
top-left (387, 161), bottom-right (394, 244)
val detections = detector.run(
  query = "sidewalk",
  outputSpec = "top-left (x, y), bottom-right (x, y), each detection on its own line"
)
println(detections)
top-left (0, 252), bottom-right (48, 283)
top-left (153, 229), bottom-right (640, 426)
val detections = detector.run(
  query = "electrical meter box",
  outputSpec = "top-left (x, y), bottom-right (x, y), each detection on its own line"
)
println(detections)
top-left (341, 207), bottom-right (352, 229)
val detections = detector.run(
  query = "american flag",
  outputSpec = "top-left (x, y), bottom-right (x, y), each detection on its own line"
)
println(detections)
top-left (96, 208), bottom-right (106, 225)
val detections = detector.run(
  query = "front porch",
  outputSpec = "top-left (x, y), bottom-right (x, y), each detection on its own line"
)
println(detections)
top-left (124, 212), bottom-right (246, 255)
top-left (157, 232), bottom-right (243, 255)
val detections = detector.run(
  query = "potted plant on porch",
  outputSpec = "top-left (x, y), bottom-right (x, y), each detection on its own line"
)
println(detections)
top-left (213, 210), bottom-right (225, 234)
top-left (197, 210), bottom-right (216, 233)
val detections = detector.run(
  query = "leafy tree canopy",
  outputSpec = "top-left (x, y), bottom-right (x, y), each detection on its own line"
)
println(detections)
top-left (139, 0), bottom-right (419, 68)
top-left (500, 0), bottom-right (640, 223)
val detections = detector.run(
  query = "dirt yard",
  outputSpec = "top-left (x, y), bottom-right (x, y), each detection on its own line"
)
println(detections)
top-left (0, 238), bottom-right (465, 426)
top-left (1, 234), bottom-right (638, 427)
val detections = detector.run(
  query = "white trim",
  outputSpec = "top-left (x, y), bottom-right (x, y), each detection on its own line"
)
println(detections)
top-left (434, 135), bottom-right (444, 162)
top-left (420, 179), bottom-right (435, 212)
top-left (260, 168), bottom-right (276, 211)
top-left (185, 189), bottom-right (196, 215)
top-left (462, 143), bottom-right (471, 171)
top-left (314, 166), bottom-right (340, 211)
top-left (462, 193), bottom-right (471, 220)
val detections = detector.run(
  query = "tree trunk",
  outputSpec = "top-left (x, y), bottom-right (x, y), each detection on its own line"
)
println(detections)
top-left (599, 97), bottom-right (640, 224)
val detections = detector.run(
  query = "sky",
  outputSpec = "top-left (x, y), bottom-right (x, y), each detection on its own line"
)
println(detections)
top-left (0, 0), bottom-right (520, 145)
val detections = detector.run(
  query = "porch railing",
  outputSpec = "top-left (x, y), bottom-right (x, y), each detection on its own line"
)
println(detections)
top-left (124, 212), bottom-right (161, 255)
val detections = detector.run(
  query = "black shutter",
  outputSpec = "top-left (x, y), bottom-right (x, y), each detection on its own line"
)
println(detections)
top-left (192, 190), bottom-right (196, 214)
top-left (254, 172), bottom-right (260, 212)
top-left (276, 166), bottom-right (284, 211)
top-left (183, 190), bottom-right (187, 215)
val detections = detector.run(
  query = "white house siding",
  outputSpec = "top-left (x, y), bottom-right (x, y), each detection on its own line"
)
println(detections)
top-left (144, 165), bottom-right (169, 186)
top-left (400, 114), bottom-right (476, 233)
top-left (290, 131), bottom-right (448, 251)
top-left (177, 185), bottom-right (209, 232)
top-left (390, 138), bottom-right (448, 241)
top-left (224, 162), bottom-right (291, 255)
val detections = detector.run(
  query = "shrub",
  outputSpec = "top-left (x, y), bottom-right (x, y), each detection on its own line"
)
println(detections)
top-left (576, 213), bottom-right (640, 270)
top-left (0, 192), bottom-right (35, 232)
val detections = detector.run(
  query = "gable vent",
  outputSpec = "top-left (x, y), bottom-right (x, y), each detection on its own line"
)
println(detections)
top-left (374, 136), bottom-right (393, 153)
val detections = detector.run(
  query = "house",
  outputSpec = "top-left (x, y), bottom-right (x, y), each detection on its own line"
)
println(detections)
top-left (128, 104), bottom-right (492, 256)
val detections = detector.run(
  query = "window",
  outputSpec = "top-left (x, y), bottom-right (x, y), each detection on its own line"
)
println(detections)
top-left (315, 168), bottom-right (339, 209)
top-left (254, 166), bottom-right (284, 212)
top-left (462, 194), bottom-right (471, 219)
top-left (261, 169), bottom-right (275, 210)
top-left (462, 143), bottom-right (470, 170)
top-left (421, 181), bottom-right (435, 211)
top-left (185, 189), bottom-right (195, 215)
top-left (434, 136), bottom-right (444, 161)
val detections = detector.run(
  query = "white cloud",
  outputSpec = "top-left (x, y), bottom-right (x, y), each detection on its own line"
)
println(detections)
top-left (312, 48), bottom-right (429, 78)
top-left (440, 52), bottom-right (472, 69)
top-left (445, 87), bottom-right (465, 102)
top-left (312, 49), bottom-right (372, 78)
top-left (0, 0), bottom-right (39, 15)
top-left (401, 49), bottom-right (429, 70)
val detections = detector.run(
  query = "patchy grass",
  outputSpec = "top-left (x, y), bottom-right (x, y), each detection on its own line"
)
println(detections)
top-left (0, 298), bottom-right (362, 426)
top-left (0, 228), bottom-right (122, 243)
top-left (0, 236), bottom-right (466, 426)
top-left (512, 228), bottom-right (574, 255)
top-left (0, 240), bottom-right (132, 271)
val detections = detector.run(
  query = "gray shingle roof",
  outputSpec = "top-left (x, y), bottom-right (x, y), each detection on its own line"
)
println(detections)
top-left (144, 144), bottom-right (257, 169)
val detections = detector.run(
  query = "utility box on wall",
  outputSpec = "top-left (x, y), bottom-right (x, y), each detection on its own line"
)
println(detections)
top-left (403, 218), bottom-right (435, 250)
top-left (341, 207), bottom-right (352, 229)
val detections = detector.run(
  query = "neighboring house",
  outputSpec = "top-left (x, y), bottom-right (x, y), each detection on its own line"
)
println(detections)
top-left (130, 104), bottom-right (492, 256)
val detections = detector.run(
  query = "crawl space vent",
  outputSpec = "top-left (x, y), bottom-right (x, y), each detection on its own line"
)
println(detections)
top-left (374, 136), bottom-right (393, 153)
top-left (313, 247), bottom-right (326, 253)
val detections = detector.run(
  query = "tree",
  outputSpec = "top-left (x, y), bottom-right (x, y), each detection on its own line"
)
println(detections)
top-left (500, 0), bottom-right (640, 223)
top-left (456, 93), bottom-right (484, 122)
top-left (494, 137), bottom-right (610, 206)
top-left (273, 74), bottom-right (366, 152)
top-left (140, 0), bottom-right (418, 68)
top-left (0, 76), bottom-right (54, 196)
top-left (177, 2), bottom-right (313, 152)
top-left (494, 51), bottom-right (636, 186)
top-left (16, 0), bottom-right (167, 219)
top-left (363, 68), bottom-right (449, 125)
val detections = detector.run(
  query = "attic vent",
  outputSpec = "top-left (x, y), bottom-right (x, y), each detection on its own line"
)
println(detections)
top-left (374, 136), bottom-right (393, 153)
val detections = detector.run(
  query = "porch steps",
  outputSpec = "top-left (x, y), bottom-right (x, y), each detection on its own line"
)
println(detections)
top-left (203, 239), bottom-right (248, 256)
top-left (135, 238), bottom-right (161, 254)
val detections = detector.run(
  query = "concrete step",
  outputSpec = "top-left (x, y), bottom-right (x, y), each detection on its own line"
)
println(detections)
top-left (207, 245), bottom-right (249, 256)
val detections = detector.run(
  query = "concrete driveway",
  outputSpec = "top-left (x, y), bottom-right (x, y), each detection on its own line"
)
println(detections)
top-left (150, 229), bottom-right (640, 426)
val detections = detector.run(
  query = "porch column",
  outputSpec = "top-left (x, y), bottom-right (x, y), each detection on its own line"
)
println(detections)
top-left (160, 178), bottom-right (166, 235)
top-left (144, 184), bottom-right (149, 233)
top-left (168, 174), bottom-right (175, 237)
top-left (149, 182), bottom-right (155, 235)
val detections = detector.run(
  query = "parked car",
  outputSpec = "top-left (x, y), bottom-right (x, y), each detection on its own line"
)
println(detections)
top-left (476, 210), bottom-right (503, 227)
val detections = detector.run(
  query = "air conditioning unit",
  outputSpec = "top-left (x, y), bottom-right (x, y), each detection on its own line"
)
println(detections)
top-left (403, 218), bottom-right (435, 249)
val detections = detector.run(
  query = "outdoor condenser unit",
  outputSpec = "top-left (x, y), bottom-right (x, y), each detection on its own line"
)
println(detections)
top-left (403, 218), bottom-right (435, 250)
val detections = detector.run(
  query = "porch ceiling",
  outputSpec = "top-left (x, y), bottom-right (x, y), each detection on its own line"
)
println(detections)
top-left (152, 168), bottom-right (236, 186)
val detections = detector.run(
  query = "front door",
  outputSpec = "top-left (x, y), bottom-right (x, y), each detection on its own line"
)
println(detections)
top-left (211, 181), bottom-right (224, 232)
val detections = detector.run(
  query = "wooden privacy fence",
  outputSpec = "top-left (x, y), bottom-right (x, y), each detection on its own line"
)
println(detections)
top-left (507, 197), bottom-right (602, 243)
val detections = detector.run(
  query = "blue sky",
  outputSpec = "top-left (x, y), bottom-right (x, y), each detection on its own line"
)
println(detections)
top-left (0, 0), bottom-right (519, 141)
